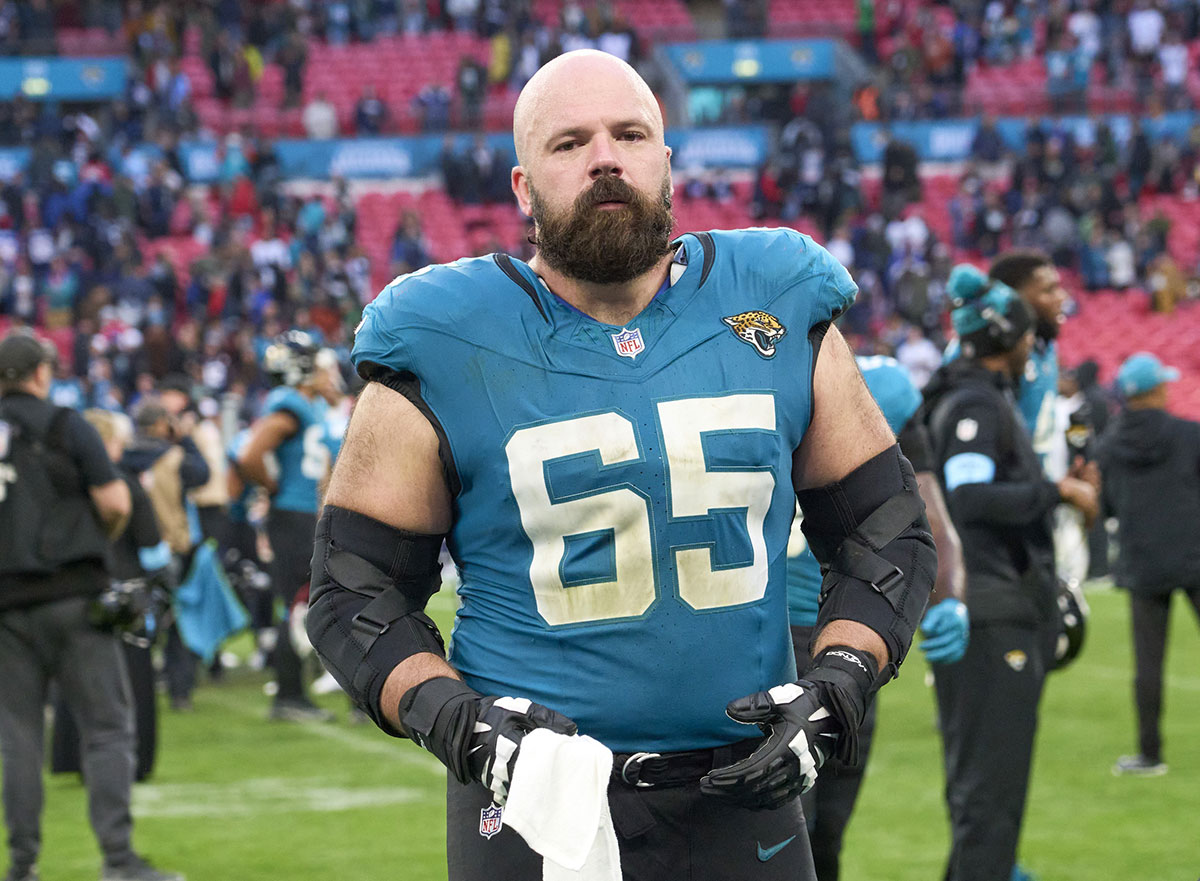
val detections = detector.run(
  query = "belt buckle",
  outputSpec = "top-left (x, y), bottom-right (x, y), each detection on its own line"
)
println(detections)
top-left (620, 751), bottom-right (662, 788)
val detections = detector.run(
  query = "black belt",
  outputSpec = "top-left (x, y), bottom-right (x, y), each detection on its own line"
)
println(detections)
top-left (611, 738), bottom-right (761, 789)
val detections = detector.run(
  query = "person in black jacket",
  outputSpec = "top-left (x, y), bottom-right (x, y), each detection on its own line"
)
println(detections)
top-left (0, 332), bottom-right (182, 881)
top-left (52, 409), bottom-right (173, 783)
top-left (121, 399), bottom-right (210, 712)
top-left (922, 267), bottom-right (1098, 881)
top-left (1098, 353), bottom-right (1200, 777)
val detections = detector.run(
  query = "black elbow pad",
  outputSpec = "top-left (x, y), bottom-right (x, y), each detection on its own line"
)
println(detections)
top-left (797, 445), bottom-right (938, 676)
top-left (307, 505), bottom-right (446, 734)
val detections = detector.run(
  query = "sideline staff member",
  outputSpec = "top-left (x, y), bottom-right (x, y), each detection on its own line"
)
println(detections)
top-left (922, 268), bottom-right (1097, 881)
top-left (0, 332), bottom-right (183, 881)
top-left (1099, 353), bottom-right (1200, 776)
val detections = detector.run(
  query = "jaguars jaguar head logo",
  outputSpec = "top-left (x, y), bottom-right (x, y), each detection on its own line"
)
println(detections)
top-left (722, 311), bottom-right (788, 359)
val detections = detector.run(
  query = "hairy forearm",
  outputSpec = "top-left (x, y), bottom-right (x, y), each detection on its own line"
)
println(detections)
top-left (812, 620), bottom-right (889, 673)
top-left (379, 653), bottom-right (463, 732)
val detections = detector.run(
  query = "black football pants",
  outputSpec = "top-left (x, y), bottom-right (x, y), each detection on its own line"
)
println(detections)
top-left (446, 768), bottom-right (818, 881)
top-left (1129, 587), bottom-right (1200, 762)
top-left (933, 623), bottom-right (1052, 881)
top-left (267, 509), bottom-right (318, 704)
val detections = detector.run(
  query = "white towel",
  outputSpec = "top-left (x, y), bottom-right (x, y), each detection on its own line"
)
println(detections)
top-left (502, 729), bottom-right (621, 881)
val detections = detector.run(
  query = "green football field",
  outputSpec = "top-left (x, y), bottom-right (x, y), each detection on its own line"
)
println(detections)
top-left (15, 583), bottom-right (1200, 881)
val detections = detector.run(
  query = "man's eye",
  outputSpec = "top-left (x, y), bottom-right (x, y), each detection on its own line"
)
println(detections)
top-left (620, 132), bottom-right (644, 141)
top-left (555, 142), bottom-right (576, 152)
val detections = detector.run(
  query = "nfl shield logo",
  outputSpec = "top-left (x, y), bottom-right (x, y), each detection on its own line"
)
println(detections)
top-left (610, 327), bottom-right (645, 360)
top-left (479, 803), bottom-right (503, 839)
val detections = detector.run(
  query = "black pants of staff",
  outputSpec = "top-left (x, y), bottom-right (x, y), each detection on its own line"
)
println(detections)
top-left (52, 639), bottom-right (158, 782)
top-left (791, 625), bottom-right (879, 881)
top-left (1129, 587), bottom-right (1200, 763)
top-left (934, 623), bottom-right (1053, 881)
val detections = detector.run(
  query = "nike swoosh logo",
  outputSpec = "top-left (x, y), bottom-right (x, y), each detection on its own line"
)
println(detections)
top-left (757, 835), bottom-right (797, 862)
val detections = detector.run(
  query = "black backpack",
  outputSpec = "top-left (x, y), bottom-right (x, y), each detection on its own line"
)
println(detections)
top-left (0, 401), bottom-right (109, 578)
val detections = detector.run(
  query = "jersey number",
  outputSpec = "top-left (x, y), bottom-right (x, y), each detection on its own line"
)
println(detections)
top-left (505, 395), bottom-right (777, 626)
top-left (300, 425), bottom-right (331, 480)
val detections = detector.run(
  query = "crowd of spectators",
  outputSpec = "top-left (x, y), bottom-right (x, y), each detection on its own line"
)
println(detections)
top-left (3, 0), bottom-right (1200, 418)
top-left (846, 0), bottom-right (1200, 124)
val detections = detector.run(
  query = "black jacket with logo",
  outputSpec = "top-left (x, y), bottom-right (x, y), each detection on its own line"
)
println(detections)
top-left (922, 360), bottom-right (1060, 627)
top-left (1098, 407), bottom-right (1200, 594)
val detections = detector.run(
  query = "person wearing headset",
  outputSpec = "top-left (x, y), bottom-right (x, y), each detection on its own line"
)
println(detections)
top-left (921, 266), bottom-right (1098, 881)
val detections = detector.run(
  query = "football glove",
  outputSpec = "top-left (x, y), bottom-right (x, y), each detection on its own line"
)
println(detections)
top-left (919, 598), bottom-right (970, 665)
top-left (397, 678), bottom-right (577, 805)
top-left (701, 646), bottom-right (878, 811)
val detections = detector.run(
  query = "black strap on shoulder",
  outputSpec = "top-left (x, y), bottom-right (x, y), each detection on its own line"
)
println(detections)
top-left (355, 364), bottom-right (462, 497)
top-left (691, 232), bottom-right (717, 288)
top-left (493, 253), bottom-right (549, 322)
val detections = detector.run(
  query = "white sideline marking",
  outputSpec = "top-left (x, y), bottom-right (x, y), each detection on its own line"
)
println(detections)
top-left (133, 777), bottom-right (429, 818)
top-left (201, 691), bottom-right (445, 773)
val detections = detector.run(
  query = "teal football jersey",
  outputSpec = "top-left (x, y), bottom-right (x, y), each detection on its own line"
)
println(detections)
top-left (262, 387), bottom-right (329, 514)
top-left (786, 356), bottom-right (921, 628)
top-left (352, 229), bottom-right (856, 753)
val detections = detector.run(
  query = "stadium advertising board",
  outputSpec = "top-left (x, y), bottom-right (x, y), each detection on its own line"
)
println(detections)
top-left (178, 127), bottom-right (769, 182)
top-left (0, 57), bottom-right (126, 101)
top-left (664, 40), bottom-right (836, 83)
top-left (852, 112), bottom-right (1200, 163)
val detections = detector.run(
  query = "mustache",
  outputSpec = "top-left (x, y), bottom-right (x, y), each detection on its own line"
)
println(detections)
top-left (580, 176), bottom-right (636, 206)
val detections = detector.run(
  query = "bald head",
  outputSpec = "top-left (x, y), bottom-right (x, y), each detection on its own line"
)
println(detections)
top-left (513, 50), bottom-right (664, 168)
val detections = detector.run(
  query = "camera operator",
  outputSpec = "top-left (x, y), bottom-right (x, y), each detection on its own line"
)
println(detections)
top-left (0, 332), bottom-right (182, 881)
top-left (52, 409), bottom-right (173, 783)
top-left (121, 399), bottom-right (210, 712)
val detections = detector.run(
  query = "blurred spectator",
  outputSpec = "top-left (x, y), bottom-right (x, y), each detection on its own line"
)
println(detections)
top-left (390, 210), bottom-right (433, 276)
top-left (354, 84), bottom-right (388, 136)
top-left (414, 82), bottom-right (453, 131)
top-left (457, 56), bottom-right (488, 130)
top-left (303, 92), bottom-right (339, 140)
top-left (970, 114), bottom-right (1006, 164)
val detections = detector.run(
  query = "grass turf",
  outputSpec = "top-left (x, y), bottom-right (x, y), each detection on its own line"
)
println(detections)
top-left (14, 584), bottom-right (1200, 880)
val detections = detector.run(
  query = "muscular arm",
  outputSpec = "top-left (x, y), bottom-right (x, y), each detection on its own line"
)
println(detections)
top-left (792, 325), bottom-right (897, 671)
top-left (322, 381), bottom-right (457, 732)
top-left (236, 410), bottom-right (298, 495)
top-left (917, 471), bottom-right (965, 605)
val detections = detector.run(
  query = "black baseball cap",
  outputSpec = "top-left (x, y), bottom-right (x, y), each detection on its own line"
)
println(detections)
top-left (0, 333), bottom-right (52, 382)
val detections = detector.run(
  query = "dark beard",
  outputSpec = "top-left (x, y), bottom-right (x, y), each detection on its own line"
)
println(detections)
top-left (530, 174), bottom-right (675, 285)
top-left (1035, 315), bottom-right (1060, 341)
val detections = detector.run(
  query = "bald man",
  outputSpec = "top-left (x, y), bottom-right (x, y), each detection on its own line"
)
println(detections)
top-left (307, 50), bottom-right (935, 880)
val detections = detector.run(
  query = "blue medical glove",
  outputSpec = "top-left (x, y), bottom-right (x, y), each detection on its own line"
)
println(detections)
top-left (919, 598), bottom-right (969, 665)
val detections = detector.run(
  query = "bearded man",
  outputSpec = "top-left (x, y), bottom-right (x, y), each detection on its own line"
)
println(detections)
top-left (305, 50), bottom-right (936, 881)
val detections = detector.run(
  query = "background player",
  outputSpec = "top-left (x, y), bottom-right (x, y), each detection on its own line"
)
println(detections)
top-left (236, 332), bottom-right (343, 722)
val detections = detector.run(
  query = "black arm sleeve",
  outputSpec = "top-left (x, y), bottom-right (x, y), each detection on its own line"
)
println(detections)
top-left (307, 505), bottom-right (446, 734)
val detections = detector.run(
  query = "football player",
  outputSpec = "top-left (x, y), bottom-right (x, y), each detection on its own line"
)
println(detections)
top-left (307, 51), bottom-right (936, 881)
top-left (237, 332), bottom-right (343, 721)
top-left (788, 354), bottom-right (967, 881)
